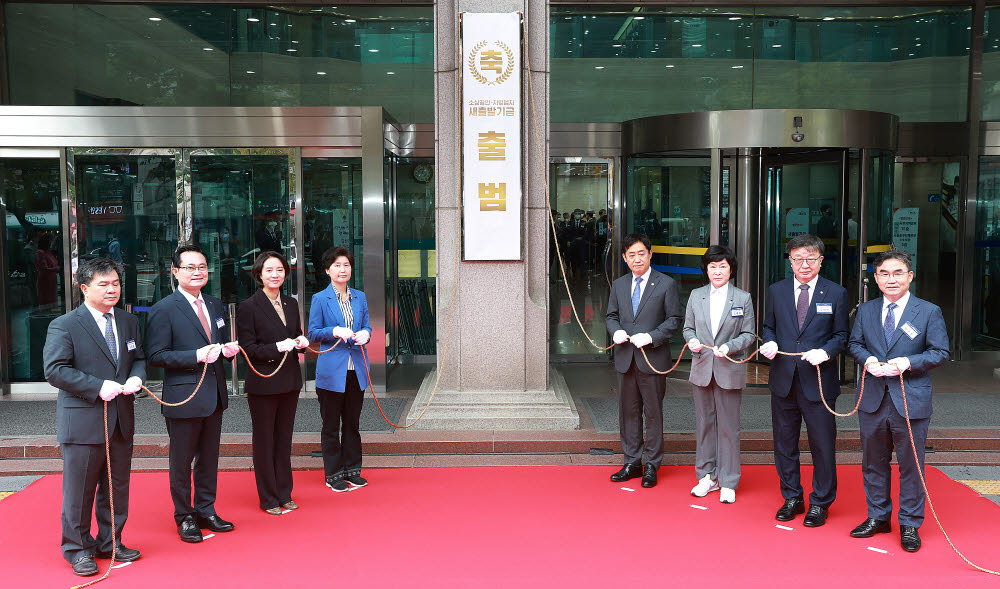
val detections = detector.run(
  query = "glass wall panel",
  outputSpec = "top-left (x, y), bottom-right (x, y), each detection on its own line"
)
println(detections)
top-left (550, 161), bottom-right (611, 356)
top-left (301, 157), bottom-right (362, 383)
top-left (0, 158), bottom-right (64, 381)
top-left (551, 6), bottom-right (970, 123)
top-left (983, 8), bottom-right (1000, 120)
top-left (394, 157), bottom-right (436, 356)
top-left (974, 156), bottom-right (1000, 350)
top-left (5, 4), bottom-right (434, 122)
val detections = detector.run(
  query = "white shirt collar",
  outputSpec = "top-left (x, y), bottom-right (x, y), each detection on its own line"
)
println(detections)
top-left (883, 291), bottom-right (910, 313)
top-left (83, 302), bottom-right (114, 324)
top-left (632, 267), bottom-right (652, 284)
top-left (795, 275), bottom-right (820, 291)
top-left (177, 288), bottom-right (205, 306)
top-left (710, 282), bottom-right (729, 297)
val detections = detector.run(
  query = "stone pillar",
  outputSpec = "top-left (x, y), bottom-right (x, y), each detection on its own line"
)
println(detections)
top-left (405, 0), bottom-right (578, 429)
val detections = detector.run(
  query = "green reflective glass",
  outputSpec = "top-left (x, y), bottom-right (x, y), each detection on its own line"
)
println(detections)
top-left (983, 8), bottom-right (1000, 120)
top-left (394, 158), bottom-right (436, 356)
top-left (974, 156), bottom-right (1000, 350)
top-left (0, 158), bottom-right (65, 381)
top-left (5, 4), bottom-right (434, 121)
top-left (551, 6), bottom-right (970, 122)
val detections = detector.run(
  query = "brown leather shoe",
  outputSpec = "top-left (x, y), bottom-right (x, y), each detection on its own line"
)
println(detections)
top-left (282, 500), bottom-right (299, 511)
top-left (264, 507), bottom-right (283, 516)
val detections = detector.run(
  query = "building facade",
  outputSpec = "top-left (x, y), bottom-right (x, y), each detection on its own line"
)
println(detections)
top-left (0, 1), bottom-right (998, 400)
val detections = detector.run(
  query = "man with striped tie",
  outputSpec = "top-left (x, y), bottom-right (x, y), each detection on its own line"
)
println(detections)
top-left (43, 257), bottom-right (146, 576)
top-left (847, 249), bottom-right (950, 553)
top-left (606, 233), bottom-right (683, 488)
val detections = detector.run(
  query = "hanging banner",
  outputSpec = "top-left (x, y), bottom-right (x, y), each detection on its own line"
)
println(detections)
top-left (892, 207), bottom-right (920, 271)
top-left (462, 12), bottom-right (522, 260)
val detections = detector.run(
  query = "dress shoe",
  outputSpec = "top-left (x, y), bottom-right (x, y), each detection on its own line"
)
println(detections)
top-left (609, 462), bottom-right (643, 483)
top-left (197, 515), bottom-right (235, 533)
top-left (95, 546), bottom-right (141, 562)
top-left (326, 477), bottom-right (350, 492)
top-left (71, 555), bottom-right (98, 577)
top-left (803, 505), bottom-right (829, 528)
top-left (691, 474), bottom-right (720, 498)
top-left (775, 498), bottom-right (806, 521)
top-left (346, 474), bottom-right (368, 489)
top-left (264, 507), bottom-right (283, 516)
top-left (900, 526), bottom-right (922, 552)
top-left (178, 516), bottom-right (203, 543)
top-left (641, 464), bottom-right (658, 488)
top-left (719, 488), bottom-right (736, 504)
top-left (850, 518), bottom-right (891, 538)
top-left (282, 500), bottom-right (298, 511)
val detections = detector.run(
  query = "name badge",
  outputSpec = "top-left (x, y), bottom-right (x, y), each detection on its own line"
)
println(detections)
top-left (900, 321), bottom-right (920, 340)
top-left (216, 317), bottom-right (225, 329)
top-left (816, 303), bottom-right (833, 315)
top-left (126, 339), bottom-right (136, 351)
top-left (730, 307), bottom-right (744, 317)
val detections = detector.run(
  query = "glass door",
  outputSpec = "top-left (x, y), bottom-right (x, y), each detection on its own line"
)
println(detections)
top-left (549, 158), bottom-right (613, 359)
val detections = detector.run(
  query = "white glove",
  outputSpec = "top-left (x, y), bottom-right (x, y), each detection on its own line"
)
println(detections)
top-left (688, 338), bottom-right (703, 353)
top-left (802, 349), bottom-right (830, 366)
top-left (222, 341), bottom-right (240, 358)
top-left (714, 344), bottom-right (729, 359)
top-left (198, 344), bottom-right (222, 364)
top-left (612, 330), bottom-right (629, 345)
top-left (331, 326), bottom-right (354, 340)
top-left (630, 333), bottom-right (652, 348)
top-left (276, 338), bottom-right (296, 353)
top-left (864, 356), bottom-right (885, 377)
top-left (354, 330), bottom-right (370, 345)
top-left (760, 341), bottom-right (778, 360)
top-left (123, 376), bottom-right (143, 394)
top-left (294, 335), bottom-right (311, 349)
top-left (887, 357), bottom-right (910, 375)
top-left (99, 380), bottom-right (123, 401)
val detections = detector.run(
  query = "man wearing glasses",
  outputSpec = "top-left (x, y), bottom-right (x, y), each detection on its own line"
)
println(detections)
top-left (847, 249), bottom-right (949, 553)
top-left (761, 234), bottom-right (849, 528)
top-left (147, 245), bottom-right (241, 543)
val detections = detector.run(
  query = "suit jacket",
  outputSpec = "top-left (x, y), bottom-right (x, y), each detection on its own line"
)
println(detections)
top-left (606, 269), bottom-right (683, 375)
top-left (761, 276), bottom-right (849, 402)
top-left (43, 305), bottom-right (146, 445)
top-left (236, 289), bottom-right (303, 395)
top-left (146, 290), bottom-right (231, 419)
top-left (681, 283), bottom-right (756, 390)
top-left (308, 284), bottom-right (371, 392)
top-left (847, 295), bottom-right (950, 420)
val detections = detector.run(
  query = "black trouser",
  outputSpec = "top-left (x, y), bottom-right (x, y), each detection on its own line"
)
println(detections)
top-left (317, 371), bottom-right (364, 481)
top-left (771, 370), bottom-right (838, 507)
top-left (617, 357), bottom-right (666, 468)
top-left (60, 425), bottom-right (132, 564)
top-left (248, 390), bottom-right (299, 509)
top-left (165, 405), bottom-right (223, 525)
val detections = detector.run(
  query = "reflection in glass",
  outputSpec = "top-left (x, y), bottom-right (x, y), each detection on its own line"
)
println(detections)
top-left (394, 158), bottom-right (436, 356)
top-left (974, 157), bottom-right (1000, 350)
top-left (0, 158), bottom-right (64, 381)
top-left (550, 162), bottom-right (611, 356)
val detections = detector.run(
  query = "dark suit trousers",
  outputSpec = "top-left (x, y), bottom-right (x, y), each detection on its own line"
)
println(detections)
top-left (859, 391), bottom-right (929, 527)
top-left (165, 405), bottom-right (223, 525)
top-left (60, 425), bottom-right (132, 563)
top-left (771, 369), bottom-right (838, 507)
top-left (618, 358), bottom-right (666, 468)
top-left (248, 391), bottom-right (299, 509)
top-left (317, 371), bottom-right (364, 480)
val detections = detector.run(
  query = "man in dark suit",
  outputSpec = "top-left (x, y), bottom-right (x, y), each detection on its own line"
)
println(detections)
top-left (43, 258), bottom-right (146, 576)
top-left (760, 233), bottom-right (849, 527)
top-left (147, 245), bottom-right (240, 543)
top-left (847, 249), bottom-right (949, 552)
top-left (606, 233), bottom-right (683, 488)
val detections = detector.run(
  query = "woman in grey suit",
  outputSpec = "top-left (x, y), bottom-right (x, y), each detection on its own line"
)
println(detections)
top-left (682, 245), bottom-right (756, 503)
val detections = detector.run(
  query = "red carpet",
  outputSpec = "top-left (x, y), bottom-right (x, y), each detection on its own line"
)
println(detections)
top-left (2, 465), bottom-right (999, 588)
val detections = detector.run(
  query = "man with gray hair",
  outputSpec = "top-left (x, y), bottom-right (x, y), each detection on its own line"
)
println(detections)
top-left (44, 257), bottom-right (146, 576)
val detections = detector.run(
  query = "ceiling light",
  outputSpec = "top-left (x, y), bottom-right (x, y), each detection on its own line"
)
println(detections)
top-left (692, 44), bottom-right (702, 47)
top-left (633, 16), bottom-right (645, 20)
top-left (729, 17), bottom-right (741, 21)
top-left (287, 49), bottom-right (297, 52)
top-left (594, 66), bottom-right (604, 69)
top-left (247, 17), bottom-right (259, 22)
top-left (665, 64), bottom-right (675, 68)
top-left (369, 48), bottom-right (379, 52)
top-left (612, 44), bottom-right (622, 48)
top-left (772, 44), bottom-right (782, 48)
top-left (203, 47), bottom-right (214, 51)
top-left (317, 71), bottom-right (326, 75)
top-left (823, 17), bottom-right (835, 21)
top-left (246, 70), bottom-right (256, 74)
top-left (387, 71), bottom-right (395, 75)
top-left (732, 65), bottom-right (744, 69)
top-left (345, 19), bottom-right (356, 23)
top-left (148, 17), bottom-right (162, 22)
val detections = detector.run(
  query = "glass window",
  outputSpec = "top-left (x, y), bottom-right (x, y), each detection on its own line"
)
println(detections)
top-left (984, 8), bottom-right (1000, 120)
top-left (393, 158), bottom-right (435, 356)
top-left (0, 157), bottom-right (64, 381)
top-left (5, 4), bottom-right (434, 122)
top-left (974, 156), bottom-right (1000, 350)
top-left (551, 6), bottom-right (970, 123)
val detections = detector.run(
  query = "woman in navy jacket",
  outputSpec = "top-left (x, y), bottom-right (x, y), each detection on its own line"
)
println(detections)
top-left (308, 246), bottom-right (371, 493)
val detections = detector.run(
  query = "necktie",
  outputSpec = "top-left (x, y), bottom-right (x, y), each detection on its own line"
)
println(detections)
top-left (884, 302), bottom-right (897, 346)
top-left (631, 276), bottom-right (643, 316)
top-left (796, 283), bottom-right (809, 329)
top-left (103, 313), bottom-right (118, 367)
top-left (195, 299), bottom-right (213, 342)
top-left (272, 296), bottom-right (287, 326)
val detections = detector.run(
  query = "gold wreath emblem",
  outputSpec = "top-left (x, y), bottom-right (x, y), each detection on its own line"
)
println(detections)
top-left (467, 40), bottom-right (515, 86)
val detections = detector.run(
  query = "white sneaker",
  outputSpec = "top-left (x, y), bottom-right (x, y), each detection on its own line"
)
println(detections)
top-left (690, 475), bottom-right (720, 497)
top-left (720, 488), bottom-right (736, 504)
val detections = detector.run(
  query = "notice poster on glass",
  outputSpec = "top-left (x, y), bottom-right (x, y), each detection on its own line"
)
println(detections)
top-left (892, 207), bottom-right (920, 271)
top-left (461, 12), bottom-right (522, 261)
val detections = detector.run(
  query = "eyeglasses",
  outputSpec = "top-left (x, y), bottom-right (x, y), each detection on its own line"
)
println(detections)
top-left (178, 264), bottom-right (208, 273)
top-left (789, 257), bottom-right (821, 266)
top-left (876, 270), bottom-right (909, 280)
